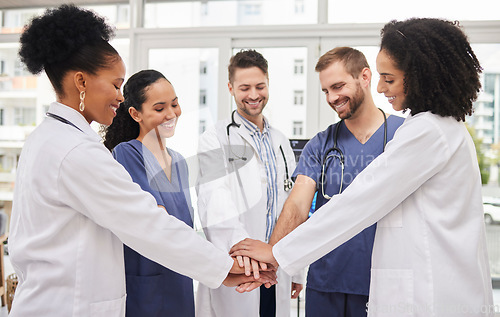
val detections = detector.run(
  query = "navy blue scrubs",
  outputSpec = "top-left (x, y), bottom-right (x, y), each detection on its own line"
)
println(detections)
top-left (293, 115), bottom-right (404, 317)
top-left (113, 139), bottom-right (195, 317)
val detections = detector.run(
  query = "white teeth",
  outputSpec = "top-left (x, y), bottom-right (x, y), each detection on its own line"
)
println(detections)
top-left (335, 100), bottom-right (348, 109)
top-left (387, 96), bottom-right (395, 101)
top-left (161, 118), bottom-right (177, 129)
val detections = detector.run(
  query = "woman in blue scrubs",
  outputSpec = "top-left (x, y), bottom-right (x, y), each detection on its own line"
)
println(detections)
top-left (103, 69), bottom-right (195, 317)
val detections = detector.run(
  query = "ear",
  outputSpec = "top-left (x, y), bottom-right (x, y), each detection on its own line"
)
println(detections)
top-left (128, 107), bottom-right (142, 123)
top-left (74, 71), bottom-right (86, 92)
top-left (228, 81), bottom-right (234, 96)
top-left (360, 67), bottom-right (372, 88)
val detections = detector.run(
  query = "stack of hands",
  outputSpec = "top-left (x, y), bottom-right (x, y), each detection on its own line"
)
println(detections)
top-left (222, 239), bottom-right (279, 293)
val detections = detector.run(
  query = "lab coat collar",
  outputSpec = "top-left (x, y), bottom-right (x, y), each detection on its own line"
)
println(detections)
top-left (47, 102), bottom-right (101, 142)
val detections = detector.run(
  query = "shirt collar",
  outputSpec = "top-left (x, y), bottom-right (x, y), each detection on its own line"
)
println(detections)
top-left (235, 111), bottom-right (270, 136)
top-left (47, 102), bottom-right (101, 142)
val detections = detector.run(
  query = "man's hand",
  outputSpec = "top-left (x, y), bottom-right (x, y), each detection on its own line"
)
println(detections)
top-left (223, 270), bottom-right (277, 290)
top-left (291, 282), bottom-right (303, 299)
top-left (230, 238), bottom-right (278, 268)
top-left (234, 271), bottom-right (278, 293)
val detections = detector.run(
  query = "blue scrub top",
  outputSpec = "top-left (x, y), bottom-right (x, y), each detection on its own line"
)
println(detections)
top-left (293, 115), bottom-right (404, 295)
top-left (113, 139), bottom-right (195, 317)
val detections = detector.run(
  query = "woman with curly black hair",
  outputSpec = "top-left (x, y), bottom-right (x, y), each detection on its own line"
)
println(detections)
top-left (231, 18), bottom-right (494, 316)
top-left (10, 5), bottom-right (267, 317)
top-left (102, 70), bottom-right (196, 316)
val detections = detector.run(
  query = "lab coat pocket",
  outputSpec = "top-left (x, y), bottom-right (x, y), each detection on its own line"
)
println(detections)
top-left (378, 204), bottom-right (403, 228)
top-left (90, 294), bottom-right (126, 317)
top-left (368, 269), bottom-right (414, 317)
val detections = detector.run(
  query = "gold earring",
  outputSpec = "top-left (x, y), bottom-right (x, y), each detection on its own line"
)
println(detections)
top-left (79, 91), bottom-right (86, 112)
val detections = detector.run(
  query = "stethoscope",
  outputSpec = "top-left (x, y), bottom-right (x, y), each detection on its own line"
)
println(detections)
top-left (46, 112), bottom-right (83, 132)
top-left (319, 108), bottom-right (387, 200)
top-left (226, 110), bottom-right (293, 192)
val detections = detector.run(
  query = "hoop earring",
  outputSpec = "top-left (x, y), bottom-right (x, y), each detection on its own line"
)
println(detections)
top-left (79, 91), bottom-right (86, 112)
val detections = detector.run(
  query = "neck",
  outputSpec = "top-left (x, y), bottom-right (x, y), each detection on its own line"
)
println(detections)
top-left (237, 110), bottom-right (264, 132)
top-left (138, 129), bottom-right (166, 154)
top-left (343, 101), bottom-right (386, 144)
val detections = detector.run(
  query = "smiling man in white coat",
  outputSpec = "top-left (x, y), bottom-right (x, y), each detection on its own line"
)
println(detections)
top-left (196, 49), bottom-right (304, 317)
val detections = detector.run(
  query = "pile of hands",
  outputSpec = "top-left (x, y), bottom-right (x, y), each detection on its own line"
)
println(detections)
top-left (223, 238), bottom-right (292, 294)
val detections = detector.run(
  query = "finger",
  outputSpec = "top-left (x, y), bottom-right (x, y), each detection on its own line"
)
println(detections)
top-left (243, 256), bottom-right (251, 276)
top-left (251, 259), bottom-right (260, 279)
top-left (245, 281), bottom-right (263, 292)
top-left (236, 255), bottom-right (244, 268)
top-left (236, 282), bottom-right (252, 293)
top-left (259, 261), bottom-right (268, 271)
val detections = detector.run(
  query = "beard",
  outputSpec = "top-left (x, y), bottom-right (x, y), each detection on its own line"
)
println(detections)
top-left (339, 81), bottom-right (365, 120)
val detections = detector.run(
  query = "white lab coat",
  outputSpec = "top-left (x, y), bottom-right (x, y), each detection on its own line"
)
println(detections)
top-left (9, 102), bottom-right (233, 317)
top-left (196, 115), bottom-right (303, 317)
top-left (273, 112), bottom-right (494, 317)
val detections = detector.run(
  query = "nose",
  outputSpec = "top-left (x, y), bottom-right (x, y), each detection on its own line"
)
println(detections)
top-left (327, 91), bottom-right (339, 105)
top-left (248, 87), bottom-right (259, 100)
top-left (117, 89), bottom-right (124, 103)
top-left (165, 106), bottom-right (177, 120)
top-left (377, 78), bottom-right (385, 94)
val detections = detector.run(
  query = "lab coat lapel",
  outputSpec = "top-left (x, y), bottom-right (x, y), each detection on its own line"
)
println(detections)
top-left (233, 118), bottom-right (260, 157)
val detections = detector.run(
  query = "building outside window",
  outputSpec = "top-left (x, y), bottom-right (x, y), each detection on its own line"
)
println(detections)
top-left (294, 90), bottom-right (304, 105)
top-left (200, 61), bottom-right (208, 75)
top-left (200, 89), bottom-right (207, 106)
top-left (199, 119), bottom-right (206, 134)
top-left (293, 121), bottom-right (303, 136)
top-left (294, 59), bottom-right (304, 75)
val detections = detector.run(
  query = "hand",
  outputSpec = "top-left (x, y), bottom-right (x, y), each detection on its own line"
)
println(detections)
top-left (234, 270), bottom-right (278, 293)
top-left (230, 238), bottom-right (278, 268)
top-left (291, 282), bottom-right (303, 299)
top-left (235, 255), bottom-right (269, 279)
top-left (223, 270), bottom-right (277, 289)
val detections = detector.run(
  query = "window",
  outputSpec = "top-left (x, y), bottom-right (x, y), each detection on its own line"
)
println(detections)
top-left (295, 0), bottom-right (305, 14)
top-left (242, 4), bottom-right (261, 15)
top-left (14, 107), bottom-right (36, 126)
top-left (294, 59), bottom-right (304, 75)
top-left (200, 89), bottom-right (207, 106)
top-left (294, 90), bottom-right (304, 105)
top-left (293, 121), bottom-right (303, 136)
top-left (199, 120), bottom-right (206, 134)
top-left (200, 61), bottom-right (208, 75)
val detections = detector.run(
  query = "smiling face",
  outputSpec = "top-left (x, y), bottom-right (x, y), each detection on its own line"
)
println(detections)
top-left (376, 49), bottom-right (406, 111)
top-left (132, 78), bottom-right (181, 141)
top-left (319, 61), bottom-right (366, 120)
top-left (228, 66), bottom-right (269, 126)
top-left (82, 58), bottom-right (126, 126)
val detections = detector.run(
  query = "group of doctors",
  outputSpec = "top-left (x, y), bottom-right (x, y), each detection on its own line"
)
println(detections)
top-left (8, 4), bottom-right (495, 317)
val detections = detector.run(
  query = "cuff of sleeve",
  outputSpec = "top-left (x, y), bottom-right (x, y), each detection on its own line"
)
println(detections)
top-left (207, 255), bottom-right (234, 289)
top-left (272, 244), bottom-right (297, 277)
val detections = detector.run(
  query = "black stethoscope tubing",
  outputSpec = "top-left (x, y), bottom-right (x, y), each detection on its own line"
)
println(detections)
top-left (319, 108), bottom-right (387, 200)
top-left (226, 110), bottom-right (292, 191)
top-left (46, 112), bottom-right (83, 132)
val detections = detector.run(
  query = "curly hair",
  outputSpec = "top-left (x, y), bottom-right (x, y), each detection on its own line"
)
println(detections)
top-left (228, 49), bottom-right (268, 83)
top-left (102, 70), bottom-right (168, 151)
top-left (315, 47), bottom-right (370, 79)
top-left (18, 4), bottom-right (119, 96)
top-left (380, 18), bottom-right (482, 121)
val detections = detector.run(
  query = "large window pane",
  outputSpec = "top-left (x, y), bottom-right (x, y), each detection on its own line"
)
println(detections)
top-left (148, 47), bottom-right (219, 156)
top-left (145, 0), bottom-right (317, 28)
top-left (328, 0), bottom-right (500, 23)
top-left (232, 47), bottom-right (308, 139)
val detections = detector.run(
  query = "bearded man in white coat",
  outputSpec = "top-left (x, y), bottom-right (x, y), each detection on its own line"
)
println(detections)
top-left (196, 49), bottom-right (304, 317)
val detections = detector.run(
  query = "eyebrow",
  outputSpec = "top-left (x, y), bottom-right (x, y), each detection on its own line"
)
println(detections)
top-left (153, 97), bottom-right (178, 106)
top-left (379, 73), bottom-right (393, 76)
top-left (238, 82), bottom-right (266, 88)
